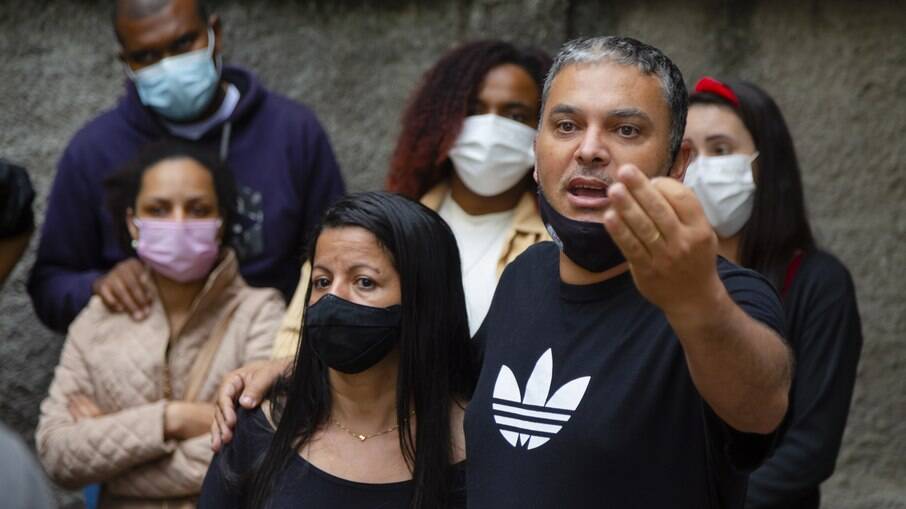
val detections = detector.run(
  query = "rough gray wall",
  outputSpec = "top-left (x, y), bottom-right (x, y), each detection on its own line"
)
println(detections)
top-left (0, 1), bottom-right (902, 507)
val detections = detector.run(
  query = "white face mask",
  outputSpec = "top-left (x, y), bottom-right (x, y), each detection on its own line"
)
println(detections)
top-left (448, 114), bottom-right (536, 197)
top-left (684, 152), bottom-right (758, 238)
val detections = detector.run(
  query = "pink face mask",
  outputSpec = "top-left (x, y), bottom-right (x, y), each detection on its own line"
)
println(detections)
top-left (132, 218), bottom-right (222, 282)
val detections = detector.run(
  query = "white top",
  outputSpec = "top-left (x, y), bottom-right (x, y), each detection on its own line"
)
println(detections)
top-left (163, 83), bottom-right (240, 140)
top-left (438, 193), bottom-right (515, 336)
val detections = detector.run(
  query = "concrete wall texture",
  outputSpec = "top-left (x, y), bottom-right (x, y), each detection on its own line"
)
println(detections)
top-left (1, 0), bottom-right (903, 507)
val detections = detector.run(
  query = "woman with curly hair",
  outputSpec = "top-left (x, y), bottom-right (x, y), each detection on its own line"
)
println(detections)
top-left (267, 40), bottom-right (552, 362)
top-left (213, 41), bottom-right (555, 455)
top-left (384, 40), bottom-right (552, 335)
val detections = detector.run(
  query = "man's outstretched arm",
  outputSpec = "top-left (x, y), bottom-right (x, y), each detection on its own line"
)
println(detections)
top-left (604, 165), bottom-right (791, 434)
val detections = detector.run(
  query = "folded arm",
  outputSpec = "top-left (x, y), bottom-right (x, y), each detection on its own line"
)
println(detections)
top-left (106, 434), bottom-right (212, 498)
top-left (35, 316), bottom-right (175, 488)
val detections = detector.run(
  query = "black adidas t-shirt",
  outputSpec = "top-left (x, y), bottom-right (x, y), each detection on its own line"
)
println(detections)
top-left (465, 242), bottom-right (785, 509)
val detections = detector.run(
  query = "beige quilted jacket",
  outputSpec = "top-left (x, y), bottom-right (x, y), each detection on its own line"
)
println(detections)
top-left (36, 250), bottom-right (284, 508)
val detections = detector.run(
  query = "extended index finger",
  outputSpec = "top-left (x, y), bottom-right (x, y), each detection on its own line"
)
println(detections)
top-left (616, 165), bottom-right (681, 239)
top-left (650, 177), bottom-right (709, 227)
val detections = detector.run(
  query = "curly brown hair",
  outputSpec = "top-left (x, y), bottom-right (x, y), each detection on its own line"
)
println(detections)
top-left (386, 40), bottom-right (552, 199)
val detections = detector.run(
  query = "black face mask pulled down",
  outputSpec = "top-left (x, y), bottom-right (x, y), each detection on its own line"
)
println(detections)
top-left (305, 294), bottom-right (402, 374)
top-left (537, 189), bottom-right (626, 273)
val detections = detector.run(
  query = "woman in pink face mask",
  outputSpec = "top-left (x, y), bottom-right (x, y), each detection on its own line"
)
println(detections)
top-left (35, 141), bottom-right (285, 509)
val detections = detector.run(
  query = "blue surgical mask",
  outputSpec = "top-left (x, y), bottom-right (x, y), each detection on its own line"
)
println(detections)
top-left (126, 27), bottom-right (221, 122)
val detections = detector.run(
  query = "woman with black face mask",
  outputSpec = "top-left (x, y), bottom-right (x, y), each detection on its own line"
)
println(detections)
top-left (211, 40), bottom-right (551, 453)
top-left (199, 192), bottom-right (476, 509)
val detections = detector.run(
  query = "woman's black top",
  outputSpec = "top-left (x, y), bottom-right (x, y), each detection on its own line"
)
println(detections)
top-left (745, 250), bottom-right (863, 509)
top-left (199, 407), bottom-right (466, 509)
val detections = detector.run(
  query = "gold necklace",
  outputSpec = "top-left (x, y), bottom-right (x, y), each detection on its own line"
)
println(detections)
top-left (330, 410), bottom-right (415, 442)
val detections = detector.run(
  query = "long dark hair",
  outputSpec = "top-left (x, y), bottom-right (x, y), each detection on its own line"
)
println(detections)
top-left (689, 81), bottom-right (815, 289)
top-left (244, 192), bottom-right (475, 508)
top-left (104, 139), bottom-right (238, 254)
top-left (386, 40), bottom-right (551, 199)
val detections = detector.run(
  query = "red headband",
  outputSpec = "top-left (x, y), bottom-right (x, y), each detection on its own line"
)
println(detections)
top-left (694, 76), bottom-right (740, 108)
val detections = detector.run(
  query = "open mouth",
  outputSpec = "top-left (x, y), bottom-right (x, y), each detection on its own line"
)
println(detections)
top-left (567, 177), bottom-right (609, 199)
top-left (564, 176), bottom-right (611, 210)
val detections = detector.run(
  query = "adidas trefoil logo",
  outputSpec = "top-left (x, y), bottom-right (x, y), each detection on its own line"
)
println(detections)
top-left (492, 348), bottom-right (591, 450)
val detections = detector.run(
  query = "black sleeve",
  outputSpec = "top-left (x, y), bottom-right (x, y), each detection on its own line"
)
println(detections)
top-left (0, 159), bottom-right (35, 238)
top-left (199, 408), bottom-right (269, 509)
top-left (703, 403), bottom-right (777, 473)
top-left (718, 259), bottom-right (786, 337)
top-left (705, 260), bottom-right (787, 472)
top-left (746, 254), bottom-right (863, 508)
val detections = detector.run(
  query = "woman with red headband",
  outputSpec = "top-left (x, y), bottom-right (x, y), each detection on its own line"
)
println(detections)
top-left (684, 77), bottom-right (863, 509)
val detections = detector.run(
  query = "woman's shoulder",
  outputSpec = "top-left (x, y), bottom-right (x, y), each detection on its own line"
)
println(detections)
top-left (66, 295), bottom-right (140, 345)
top-left (235, 405), bottom-right (276, 443)
top-left (797, 249), bottom-right (856, 293)
top-left (802, 249), bottom-right (852, 276)
top-left (229, 281), bottom-right (286, 319)
top-left (219, 405), bottom-right (276, 471)
top-left (74, 295), bottom-right (119, 326)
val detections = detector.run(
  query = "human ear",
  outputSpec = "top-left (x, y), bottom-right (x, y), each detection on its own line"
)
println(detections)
top-left (668, 139), bottom-right (693, 182)
top-left (532, 138), bottom-right (539, 183)
top-left (210, 14), bottom-right (223, 54)
top-left (126, 208), bottom-right (139, 245)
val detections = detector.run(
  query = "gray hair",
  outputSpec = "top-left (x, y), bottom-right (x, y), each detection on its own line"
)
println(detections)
top-left (541, 36), bottom-right (688, 164)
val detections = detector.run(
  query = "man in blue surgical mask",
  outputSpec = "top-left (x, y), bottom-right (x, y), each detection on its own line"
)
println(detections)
top-left (28, 0), bottom-right (346, 333)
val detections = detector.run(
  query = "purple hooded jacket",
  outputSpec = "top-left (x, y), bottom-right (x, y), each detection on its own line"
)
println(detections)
top-left (28, 66), bottom-right (346, 333)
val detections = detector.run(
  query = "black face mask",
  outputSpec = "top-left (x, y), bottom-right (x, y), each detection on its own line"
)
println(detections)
top-left (305, 294), bottom-right (402, 374)
top-left (537, 189), bottom-right (626, 273)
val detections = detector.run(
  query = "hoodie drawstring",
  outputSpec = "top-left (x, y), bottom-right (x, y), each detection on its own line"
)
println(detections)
top-left (219, 121), bottom-right (232, 161)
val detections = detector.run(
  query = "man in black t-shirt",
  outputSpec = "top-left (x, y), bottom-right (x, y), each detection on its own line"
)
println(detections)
top-left (463, 36), bottom-right (793, 508)
top-left (210, 34), bottom-right (794, 509)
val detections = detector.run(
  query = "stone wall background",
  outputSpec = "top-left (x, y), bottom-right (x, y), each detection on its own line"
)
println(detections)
top-left (1, 1), bottom-right (903, 507)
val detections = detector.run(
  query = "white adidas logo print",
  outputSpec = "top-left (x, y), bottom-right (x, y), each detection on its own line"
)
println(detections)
top-left (492, 348), bottom-right (591, 450)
